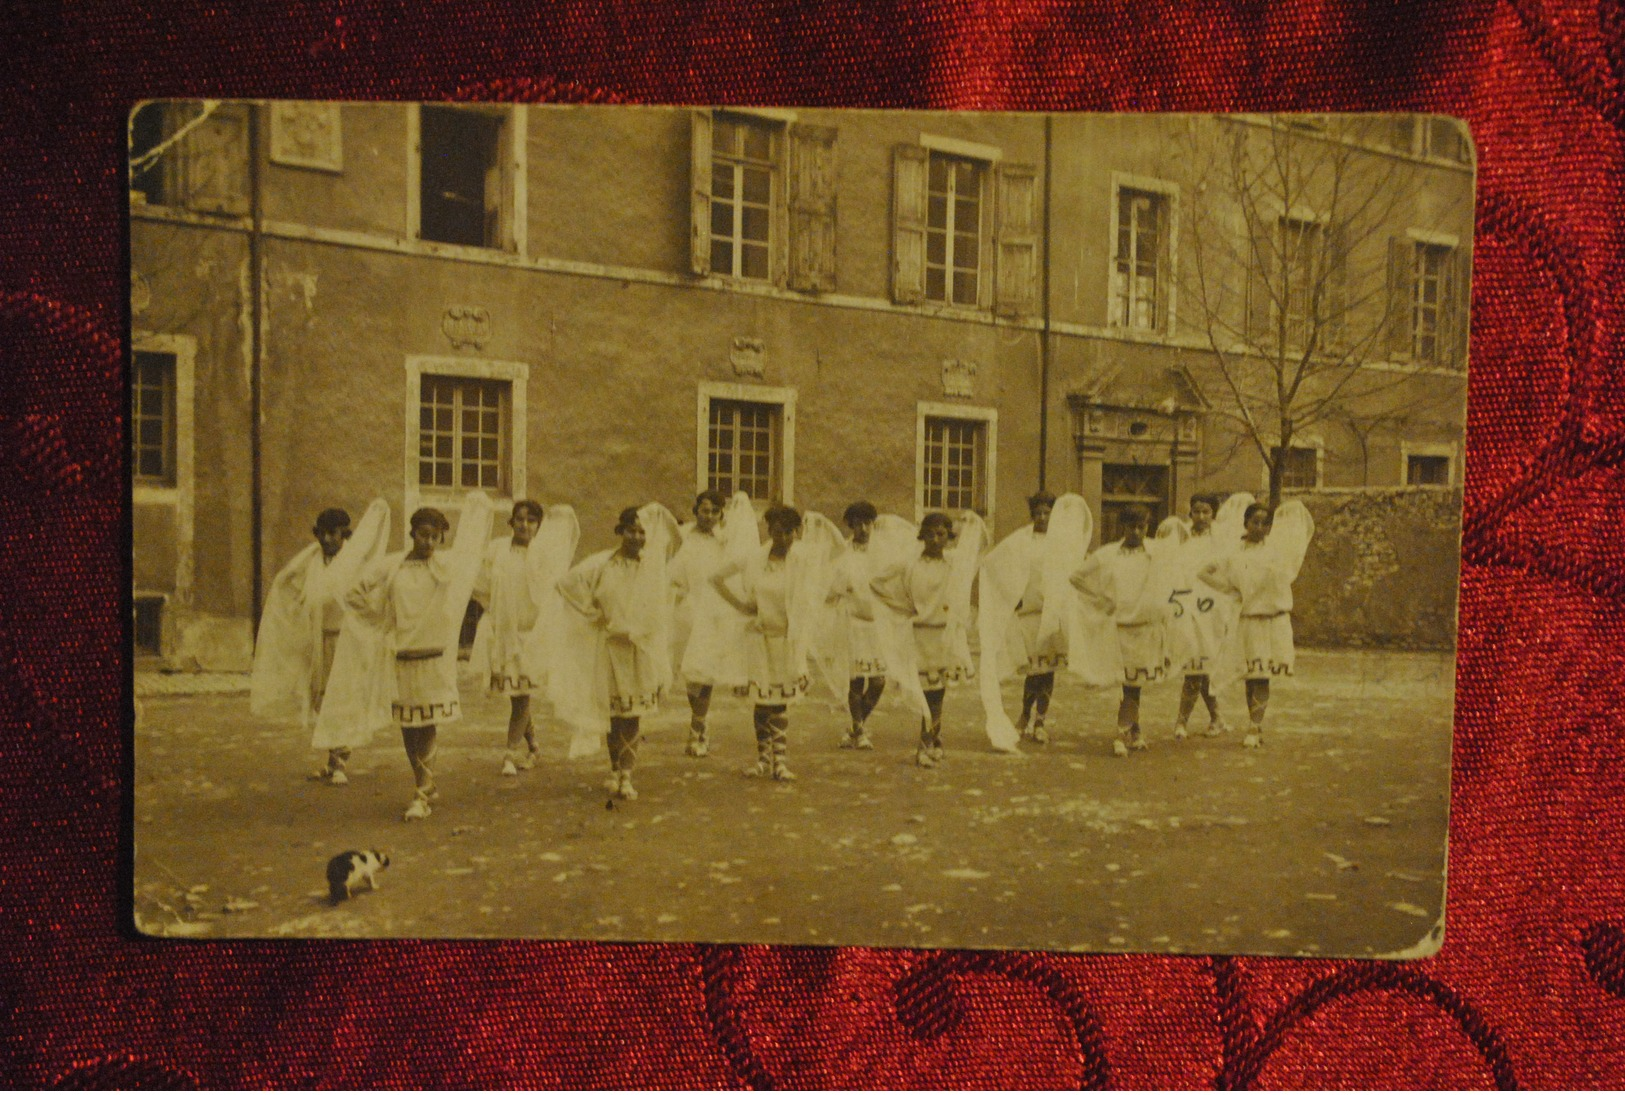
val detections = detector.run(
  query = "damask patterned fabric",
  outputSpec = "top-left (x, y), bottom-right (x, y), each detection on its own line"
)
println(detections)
top-left (3, 0), bottom-right (1624, 1087)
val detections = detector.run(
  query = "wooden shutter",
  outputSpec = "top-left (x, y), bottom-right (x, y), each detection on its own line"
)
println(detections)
top-left (787, 123), bottom-right (837, 293)
top-left (993, 161), bottom-right (1038, 317)
top-left (1245, 227), bottom-right (1274, 343)
top-left (1323, 221), bottom-right (1349, 351)
top-left (1386, 236), bottom-right (1414, 360)
top-left (892, 144), bottom-right (928, 305)
top-left (185, 103), bottom-right (249, 216)
top-left (690, 110), bottom-right (713, 276)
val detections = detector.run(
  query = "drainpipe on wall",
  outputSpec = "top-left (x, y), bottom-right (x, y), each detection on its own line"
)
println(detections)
top-left (1038, 114), bottom-right (1053, 491)
top-left (248, 103), bottom-right (265, 637)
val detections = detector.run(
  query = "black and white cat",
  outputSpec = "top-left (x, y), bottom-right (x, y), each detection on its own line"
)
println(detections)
top-left (326, 849), bottom-right (390, 905)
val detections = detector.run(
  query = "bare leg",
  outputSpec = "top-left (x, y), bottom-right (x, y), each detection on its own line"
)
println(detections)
top-left (1029, 672), bottom-right (1054, 743)
top-left (686, 683), bottom-right (712, 757)
top-left (608, 716), bottom-right (641, 797)
top-left (502, 695), bottom-right (534, 774)
top-left (766, 705), bottom-right (793, 781)
top-left (402, 725), bottom-right (438, 819)
top-left (1113, 686), bottom-right (1145, 756)
top-left (1175, 675), bottom-right (1201, 737)
top-left (745, 705), bottom-right (773, 777)
top-left (1201, 678), bottom-right (1225, 733)
top-left (862, 676), bottom-right (886, 721)
top-left (844, 677), bottom-right (867, 747)
top-left (1244, 679), bottom-right (1269, 748)
top-left (917, 688), bottom-right (946, 767)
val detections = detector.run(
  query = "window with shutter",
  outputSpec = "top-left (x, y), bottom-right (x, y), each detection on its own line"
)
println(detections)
top-left (787, 123), bottom-right (837, 292)
top-left (993, 162), bottom-right (1037, 317)
top-left (891, 144), bottom-right (930, 305)
top-left (416, 105), bottom-right (516, 252)
top-left (1110, 188), bottom-right (1169, 331)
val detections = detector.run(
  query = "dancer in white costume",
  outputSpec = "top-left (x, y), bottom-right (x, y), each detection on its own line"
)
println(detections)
top-left (670, 490), bottom-right (755, 758)
top-left (873, 510), bottom-right (1004, 766)
top-left (1198, 500), bottom-right (1315, 749)
top-left (710, 504), bottom-right (844, 781)
top-left (821, 501), bottom-right (889, 750)
top-left (1166, 492), bottom-right (1250, 739)
top-left (251, 500), bottom-right (389, 785)
top-left (978, 492), bottom-right (1093, 748)
top-left (329, 492), bottom-right (494, 820)
top-left (553, 503), bottom-right (681, 800)
top-left (468, 499), bottom-right (579, 775)
top-left (1069, 506), bottom-right (1181, 757)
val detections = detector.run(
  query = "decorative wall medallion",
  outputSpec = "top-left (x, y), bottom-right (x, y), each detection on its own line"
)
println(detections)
top-left (269, 103), bottom-right (343, 172)
top-left (442, 306), bottom-right (492, 350)
top-left (730, 337), bottom-right (765, 377)
top-left (131, 271), bottom-right (151, 315)
top-left (942, 359), bottom-right (977, 398)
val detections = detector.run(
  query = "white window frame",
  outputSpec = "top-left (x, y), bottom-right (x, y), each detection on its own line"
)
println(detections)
top-left (918, 135), bottom-right (999, 311)
top-left (1106, 172), bottom-right (1179, 336)
top-left (707, 111), bottom-right (785, 283)
top-left (131, 332), bottom-right (196, 611)
top-left (1400, 441), bottom-right (1457, 488)
top-left (915, 401), bottom-right (998, 524)
top-left (696, 381), bottom-right (797, 504)
top-left (1405, 228), bottom-right (1461, 366)
top-left (406, 104), bottom-right (527, 256)
top-left (403, 355), bottom-right (528, 522)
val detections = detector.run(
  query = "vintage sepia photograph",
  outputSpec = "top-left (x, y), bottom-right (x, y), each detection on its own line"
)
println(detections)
top-left (130, 102), bottom-right (1471, 956)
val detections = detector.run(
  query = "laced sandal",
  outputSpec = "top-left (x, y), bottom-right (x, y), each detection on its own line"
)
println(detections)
top-left (402, 795), bottom-right (432, 822)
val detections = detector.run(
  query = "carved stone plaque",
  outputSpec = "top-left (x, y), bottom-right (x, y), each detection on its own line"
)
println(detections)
top-left (941, 359), bottom-right (977, 398)
top-left (730, 337), bottom-right (765, 377)
top-left (269, 102), bottom-right (343, 172)
top-left (442, 306), bottom-right (491, 351)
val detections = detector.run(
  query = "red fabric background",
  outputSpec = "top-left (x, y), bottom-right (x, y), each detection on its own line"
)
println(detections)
top-left (3, 0), bottom-right (1622, 1087)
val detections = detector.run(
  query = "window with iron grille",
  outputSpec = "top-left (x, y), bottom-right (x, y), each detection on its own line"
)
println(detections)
top-left (925, 153), bottom-right (985, 307)
top-left (132, 350), bottom-right (176, 483)
top-left (921, 416), bottom-right (986, 511)
top-left (1407, 453), bottom-right (1451, 486)
top-left (1275, 445), bottom-right (1320, 489)
top-left (1111, 189), bottom-right (1168, 331)
top-left (707, 398), bottom-right (781, 500)
top-left (418, 375), bottom-right (510, 492)
top-left (133, 595), bottom-right (164, 656)
top-left (709, 115), bottom-right (778, 281)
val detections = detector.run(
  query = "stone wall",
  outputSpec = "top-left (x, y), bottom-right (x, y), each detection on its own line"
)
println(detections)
top-left (1291, 487), bottom-right (1462, 650)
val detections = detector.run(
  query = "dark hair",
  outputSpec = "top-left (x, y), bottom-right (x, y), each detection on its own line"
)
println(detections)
top-left (313, 507), bottom-right (351, 534)
top-left (843, 500), bottom-right (878, 528)
top-left (1243, 503), bottom-right (1274, 526)
top-left (1117, 505), bottom-right (1149, 530)
top-left (614, 506), bottom-right (642, 534)
top-left (1189, 493), bottom-right (1220, 512)
top-left (764, 503), bottom-right (802, 535)
top-left (918, 512), bottom-right (954, 540)
top-left (408, 507), bottom-right (450, 533)
top-left (694, 489), bottom-right (726, 513)
top-left (1026, 491), bottom-right (1056, 515)
top-left (511, 499), bottom-right (544, 523)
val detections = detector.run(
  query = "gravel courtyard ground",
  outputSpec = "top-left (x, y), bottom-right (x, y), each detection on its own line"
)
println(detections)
top-left (133, 648), bottom-right (1453, 958)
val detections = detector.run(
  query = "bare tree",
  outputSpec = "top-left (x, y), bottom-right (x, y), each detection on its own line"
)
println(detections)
top-left (1177, 115), bottom-right (1468, 506)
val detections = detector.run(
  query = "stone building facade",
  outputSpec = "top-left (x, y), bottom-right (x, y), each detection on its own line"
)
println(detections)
top-left (129, 103), bottom-right (1473, 669)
